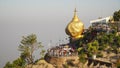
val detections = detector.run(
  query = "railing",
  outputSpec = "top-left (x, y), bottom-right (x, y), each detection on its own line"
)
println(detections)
top-left (47, 50), bottom-right (78, 57)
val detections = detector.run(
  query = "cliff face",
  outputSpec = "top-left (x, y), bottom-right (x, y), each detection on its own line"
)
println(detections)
top-left (44, 54), bottom-right (79, 68)
top-left (26, 55), bottom-right (80, 68)
top-left (26, 54), bottom-right (114, 68)
top-left (26, 60), bottom-right (55, 68)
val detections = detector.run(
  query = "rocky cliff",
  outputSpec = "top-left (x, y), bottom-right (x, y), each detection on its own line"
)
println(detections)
top-left (26, 54), bottom-right (81, 68)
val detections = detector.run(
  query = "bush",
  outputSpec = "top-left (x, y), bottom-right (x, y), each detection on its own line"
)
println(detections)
top-left (116, 59), bottom-right (120, 68)
top-left (63, 63), bottom-right (69, 68)
top-left (4, 62), bottom-right (14, 68)
top-left (97, 53), bottom-right (103, 57)
top-left (4, 58), bottom-right (26, 68)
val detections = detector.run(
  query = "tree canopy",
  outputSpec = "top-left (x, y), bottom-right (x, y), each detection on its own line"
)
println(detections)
top-left (4, 34), bottom-right (44, 68)
top-left (19, 34), bottom-right (43, 64)
top-left (113, 10), bottom-right (120, 21)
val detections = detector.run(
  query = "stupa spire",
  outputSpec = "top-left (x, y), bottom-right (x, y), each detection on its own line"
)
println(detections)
top-left (74, 8), bottom-right (77, 17)
top-left (72, 8), bottom-right (80, 22)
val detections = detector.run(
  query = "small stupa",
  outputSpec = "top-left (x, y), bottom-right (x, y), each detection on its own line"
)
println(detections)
top-left (65, 8), bottom-right (84, 40)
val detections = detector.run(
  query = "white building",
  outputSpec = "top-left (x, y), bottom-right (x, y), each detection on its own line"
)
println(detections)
top-left (90, 16), bottom-right (113, 32)
top-left (90, 16), bottom-right (113, 26)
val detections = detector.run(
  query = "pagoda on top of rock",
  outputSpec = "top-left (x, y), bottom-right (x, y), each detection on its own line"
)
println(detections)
top-left (46, 8), bottom-right (84, 58)
top-left (65, 8), bottom-right (84, 41)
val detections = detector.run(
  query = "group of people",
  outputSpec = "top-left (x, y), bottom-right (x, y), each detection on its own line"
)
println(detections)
top-left (93, 24), bottom-right (111, 32)
top-left (47, 45), bottom-right (78, 57)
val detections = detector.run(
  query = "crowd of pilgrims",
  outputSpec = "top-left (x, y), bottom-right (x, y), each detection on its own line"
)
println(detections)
top-left (47, 44), bottom-right (78, 57)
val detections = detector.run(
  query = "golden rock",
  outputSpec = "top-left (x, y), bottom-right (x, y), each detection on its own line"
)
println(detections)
top-left (65, 9), bottom-right (84, 39)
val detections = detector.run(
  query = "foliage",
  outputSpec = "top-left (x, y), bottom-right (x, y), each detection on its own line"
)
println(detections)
top-left (79, 52), bottom-right (86, 64)
top-left (4, 62), bottom-right (14, 68)
top-left (13, 58), bottom-right (26, 67)
top-left (4, 57), bottom-right (25, 68)
top-left (63, 63), bottom-right (69, 68)
top-left (112, 35), bottom-right (120, 54)
top-left (40, 49), bottom-right (46, 59)
top-left (116, 59), bottom-right (120, 68)
top-left (113, 10), bottom-right (120, 21)
top-left (87, 40), bottom-right (99, 54)
top-left (67, 59), bottom-right (75, 67)
top-left (96, 52), bottom-right (103, 57)
top-left (77, 23), bottom-right (120, 59)
top-left (77, 47), bottom-right (83, 52)
top-left (97, 33), bottom-right (110, 50)
top-left (18, 34), bottom-right (43, 64)
top-left (4, 34), bottom-right (45, 68)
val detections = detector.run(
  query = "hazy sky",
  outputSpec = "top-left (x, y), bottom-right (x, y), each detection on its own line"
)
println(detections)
top-left (0, 0), bottom-right (120, 67)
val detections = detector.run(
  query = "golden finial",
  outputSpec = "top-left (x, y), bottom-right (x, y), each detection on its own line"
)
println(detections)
top-left (72, 8), bottom-right (80, 22)
top-left (65, 8), bottom-right (84, 39)
top-left (74, 8), bottom-right (77, 13)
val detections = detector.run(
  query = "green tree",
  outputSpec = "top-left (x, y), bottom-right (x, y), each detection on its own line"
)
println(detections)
top-left (97, 33), bottom-right (109, 50)
top-left (79, 53), bottom-right (86, 64)
top-left (77, 46), bottom-right (87, 68)
top-left (87, 40), bottom-right (99, 59)
top-left (4, 57), bottom-right (25, 68)
top-left (4, 62), bottom-right (14, 68)
top-left (113, 10), bottom-right (120, 21)
top-left (19, 34), bottom-right (43, 64)
top-left (40, 49), bottom-right (46, 59)
top-left (112, 35), bottom-right (120, 55)
top-left (13, 58), bottom-right (26, 67)
top-left (87, 40), bottom-right (99, 54)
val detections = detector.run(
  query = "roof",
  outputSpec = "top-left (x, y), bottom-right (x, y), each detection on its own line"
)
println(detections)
top-left (90, 16), bottom-right (113, 24)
